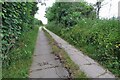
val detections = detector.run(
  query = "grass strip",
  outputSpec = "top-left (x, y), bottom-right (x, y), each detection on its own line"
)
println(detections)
top-left (2, 26), bottom-right (39, 78)
top-left (43, 28), bottom-right (87, 79)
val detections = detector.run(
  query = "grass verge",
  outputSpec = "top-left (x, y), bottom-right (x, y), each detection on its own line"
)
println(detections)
top-left (43, 28), bottom-right (87, 78)
top-left (2, 26), bottom-right (39, 78)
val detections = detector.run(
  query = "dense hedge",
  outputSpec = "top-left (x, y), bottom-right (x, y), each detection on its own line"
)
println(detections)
top-left (1, 2), bottom-right (38, 68)
top-left (46, 1), bottom-right (120, 77)
top-left (46, 19), bottom-right (120, 77)
top-left (2, 26), bottom-right (39, 78)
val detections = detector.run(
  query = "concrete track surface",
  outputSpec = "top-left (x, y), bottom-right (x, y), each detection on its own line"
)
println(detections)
top-left (29, 27), bottom-right (69, 78)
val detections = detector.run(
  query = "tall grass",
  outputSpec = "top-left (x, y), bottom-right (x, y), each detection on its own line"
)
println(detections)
top-left (46, 19), bottom-right (120, 77)
top-left (2, 26), bottom-right (39, 78)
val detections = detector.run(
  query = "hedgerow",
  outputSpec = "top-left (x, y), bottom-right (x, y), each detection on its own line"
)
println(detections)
top-left (46, 1), bottom-right (120, 77)
top-left (1, 2), bottom-right (38, 68)
top-left (46, 19), bottom-right (120, 77)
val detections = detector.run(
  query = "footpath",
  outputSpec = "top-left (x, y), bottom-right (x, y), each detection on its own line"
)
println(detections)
top-left (29, 27), bottom-right (69, 78)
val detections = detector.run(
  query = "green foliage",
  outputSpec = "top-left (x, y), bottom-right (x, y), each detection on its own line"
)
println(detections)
top-left (46, 19), bottom-right (120, 77)
top-left (2, 26), bottom-right (39, 78)
top-left (45, 1), bottom-right (120, 77)
top-left (34, 18), bottom-right (43, 26)
top-left (2, 2), bottom-right (38, 68)
top-left (46, 2), bottom-right (96, 27)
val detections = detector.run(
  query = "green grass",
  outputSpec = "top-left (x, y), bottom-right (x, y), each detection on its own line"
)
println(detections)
top-left (43, 28), bottom-right (87, 78)
top-left (46, 19), bottom-right (120, 77)
top-left (2, 26), bottom-right (39, 78)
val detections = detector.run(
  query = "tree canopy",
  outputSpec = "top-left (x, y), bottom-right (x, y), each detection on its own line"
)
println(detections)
top-left (45, 2), bottom-right (96, 27)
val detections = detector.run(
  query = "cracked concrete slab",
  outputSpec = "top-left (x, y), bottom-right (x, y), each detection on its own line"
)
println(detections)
top-left (29, 27), bottom-right (69, 78)
top-left (44, 27), bottom-right (115, 78)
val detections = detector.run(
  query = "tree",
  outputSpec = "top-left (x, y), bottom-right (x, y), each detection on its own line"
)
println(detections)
top-left (46, 2), bottom-right (96, 27)
top-left (95, 0), bottom-right (104, 18)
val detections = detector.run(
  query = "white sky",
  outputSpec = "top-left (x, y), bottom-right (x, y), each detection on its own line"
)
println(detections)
top-left (35, 0), bottom-right (120, 24)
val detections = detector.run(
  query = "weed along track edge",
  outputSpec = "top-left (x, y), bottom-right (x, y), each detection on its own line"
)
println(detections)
top-left (43, 28), bottom-right (87, 78)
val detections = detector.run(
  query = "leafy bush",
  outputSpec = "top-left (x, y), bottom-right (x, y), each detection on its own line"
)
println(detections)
top-left (46, 19), bottom-right (120, 77)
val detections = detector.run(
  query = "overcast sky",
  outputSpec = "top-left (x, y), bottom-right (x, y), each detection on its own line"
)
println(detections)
top-left (35, 0), bottom-right (120, 24)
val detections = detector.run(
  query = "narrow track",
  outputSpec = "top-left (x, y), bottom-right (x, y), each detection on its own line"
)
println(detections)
top-left (29, 27), bottom-right (69, 78)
